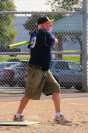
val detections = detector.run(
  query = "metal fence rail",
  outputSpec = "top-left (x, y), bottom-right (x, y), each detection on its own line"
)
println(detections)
top-left (0, 51), bottom-right (81, 55)
top-left (0, 10), bottom-right (82, 15)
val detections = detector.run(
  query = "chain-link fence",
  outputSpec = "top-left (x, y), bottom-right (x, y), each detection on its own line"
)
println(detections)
top-left (0, 0), bottom-right (87, 94)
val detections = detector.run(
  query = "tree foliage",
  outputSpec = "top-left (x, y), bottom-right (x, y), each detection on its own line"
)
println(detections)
top-left (0, 0), bottom-right (16, 51)
top-left (48, 0), bottom-right (79, 11)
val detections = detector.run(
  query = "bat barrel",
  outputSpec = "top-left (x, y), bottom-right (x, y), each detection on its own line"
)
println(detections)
top-left (9, 41), bottom-right (30, 49)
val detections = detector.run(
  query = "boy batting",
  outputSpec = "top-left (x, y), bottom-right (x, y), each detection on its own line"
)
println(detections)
top-left (13, 16), bottom-right (71, 124)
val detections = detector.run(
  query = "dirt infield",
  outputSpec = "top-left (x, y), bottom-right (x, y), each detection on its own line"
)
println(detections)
top-left (0, 91), bottom-right (88, 133)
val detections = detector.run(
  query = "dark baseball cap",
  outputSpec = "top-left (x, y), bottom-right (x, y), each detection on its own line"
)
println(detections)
top-left (37, 16), bottom-right (54, 25)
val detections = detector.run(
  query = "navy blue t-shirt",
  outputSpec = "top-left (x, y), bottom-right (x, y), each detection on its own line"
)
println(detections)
top-left (28, 29), bottom-right (56, 71)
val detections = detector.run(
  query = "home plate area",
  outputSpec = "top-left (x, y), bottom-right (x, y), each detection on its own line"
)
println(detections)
top-left (0, 121), bottom-right (40, 126)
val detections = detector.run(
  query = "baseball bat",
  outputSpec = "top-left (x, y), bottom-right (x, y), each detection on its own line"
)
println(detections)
top-left (9, 41), bottom-right (31, 49)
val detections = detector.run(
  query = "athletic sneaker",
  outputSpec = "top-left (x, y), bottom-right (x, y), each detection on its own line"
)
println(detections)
top-left (13, 115), bottom-right (24, 121)
top-left (54, 114), bottom-right (71, 124)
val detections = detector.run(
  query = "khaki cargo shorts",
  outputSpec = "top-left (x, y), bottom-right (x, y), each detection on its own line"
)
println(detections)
top-left (25, 65), bottom-right (60, 99)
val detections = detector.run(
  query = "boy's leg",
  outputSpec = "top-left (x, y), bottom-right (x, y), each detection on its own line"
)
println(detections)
top-left (52, 92), bottom-right (60, 113)
top-left (16, 96), bottom-right (30, 114)
top-left (13, 96), bottom-right (30, 121)
top-left (14, 66), bottom-right (44, 121)
top-left (44, 70), bottom-right (61, 113)
top-left (44, 71), bottom-right (71, 124)
top-left (52, 92), bottom-right (71, 124)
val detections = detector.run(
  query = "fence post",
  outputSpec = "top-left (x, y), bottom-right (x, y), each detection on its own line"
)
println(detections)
top-left (82, 0), bottom-right (88, 91)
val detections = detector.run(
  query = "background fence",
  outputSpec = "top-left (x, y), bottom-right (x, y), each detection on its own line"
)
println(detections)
top-left (0, 0), bottom-right (88, 95)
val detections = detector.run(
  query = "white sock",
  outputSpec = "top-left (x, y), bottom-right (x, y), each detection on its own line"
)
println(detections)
top-left (55, 112), bottom-right (63, 117)
top-left (16, 113), bottom-right (21, 118)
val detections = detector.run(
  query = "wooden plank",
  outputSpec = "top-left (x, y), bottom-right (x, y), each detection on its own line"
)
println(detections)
top-left (0, 121), bottom-right (40, 126)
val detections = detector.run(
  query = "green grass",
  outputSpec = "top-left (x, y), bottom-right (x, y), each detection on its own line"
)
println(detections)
top-left (63, 50), bottom-right (80, 53)
top-left (61, 50), bottom-right (80, 63)
top-left (63, 56), bottom-right (80, 63)
top-left (0, 53), bottom-right (80, 63)
top-left (0, 55), bottom-right (29, 62)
